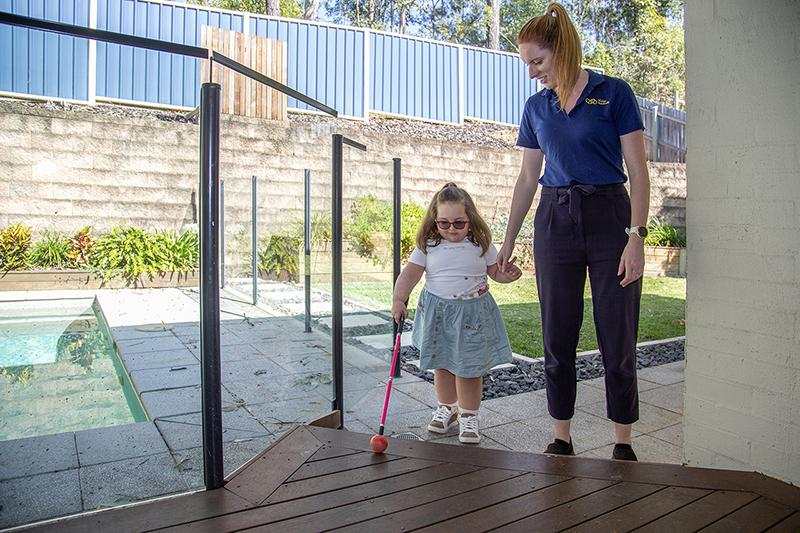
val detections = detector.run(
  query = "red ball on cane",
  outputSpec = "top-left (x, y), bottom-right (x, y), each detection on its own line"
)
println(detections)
top-left (370, 434), bottom-right (388, 454)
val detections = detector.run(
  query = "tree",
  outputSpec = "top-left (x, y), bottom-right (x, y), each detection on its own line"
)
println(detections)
top-left (266, 0), bottom-right (280, 15)
top-left (499, 0), bottom-right (548, 51)
top-left (303, 0), bottom-right (320, 19)
top-left (487, 0), bottom-right (500, 49)
top-left (196, 0), bottom-right (303, 17)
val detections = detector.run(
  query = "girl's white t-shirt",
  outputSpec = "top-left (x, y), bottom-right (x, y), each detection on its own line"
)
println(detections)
top-left (409, 239), bottom-right (498, 300)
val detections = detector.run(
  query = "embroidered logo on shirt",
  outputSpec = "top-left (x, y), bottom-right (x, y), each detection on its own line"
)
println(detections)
top-left (585, 98), bottom-right (609, 105)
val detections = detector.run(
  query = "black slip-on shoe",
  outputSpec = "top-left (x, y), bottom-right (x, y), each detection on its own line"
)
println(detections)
top-left (612, 443), bottom-right (638, 461)
top-left (543, 438), bottom-right (575, 456)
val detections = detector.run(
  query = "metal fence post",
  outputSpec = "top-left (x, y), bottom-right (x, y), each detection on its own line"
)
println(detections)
top-left (304, 169), bottom-right (312, 333)
top-left (251, 175), bottom-right (258, 306)
top-left (199, 82), bottom-right (224, 490)
top-left (392, 158), bottom-right (402, 378)
top-left (220, 179), bottom-right (225, 289)
top-left (651, 104), bottom-right (660, 161)
top-left (331, 135), bottom-right (344, 426)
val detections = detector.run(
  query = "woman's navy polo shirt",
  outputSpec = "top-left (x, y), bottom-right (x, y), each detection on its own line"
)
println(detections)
top-left (516, 69), bottom-right (644, 187)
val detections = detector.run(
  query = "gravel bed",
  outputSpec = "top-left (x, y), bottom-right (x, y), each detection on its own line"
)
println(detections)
top-left (391, 339), bottom-right (685, 400)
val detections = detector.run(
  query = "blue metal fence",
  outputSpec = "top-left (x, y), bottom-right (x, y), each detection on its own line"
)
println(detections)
top-left (0, 0), bottom-right (686, 159)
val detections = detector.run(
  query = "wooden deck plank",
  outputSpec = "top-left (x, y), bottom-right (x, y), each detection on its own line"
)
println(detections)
top-left (307, 426), bottom-right (800, 509)
top-left (266, 457), bottom-right (442, 503)
top-left (25, 488), bottom-right (250, 533)
top-left (249, 468), bottom-right (526, 532)
top-left (417, 477), bottom-right (616, 532)
top-left (159, 462), bottom-right (481, 532)
top-left (501, 482), bottom-right (665, 532)
top-left (767, 512), bottom-right (800, 532)
top-left (286, 451), bottom-right (399, 482)
top-left (225, 426), bottom-right (323, 504)
top-left (699, 497), bottom-right (796, 533)
top-left (636, 490), bottom-right (761, 532)
top-left (307, 446), bottom-right (364, 463)
top-left (565, 485), bottom-right (712, 532)
top-left (339, 472), bottom-right (569, 533)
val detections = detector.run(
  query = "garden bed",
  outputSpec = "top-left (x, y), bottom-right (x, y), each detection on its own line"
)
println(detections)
top-left (0, 270), bottom-right (199, 291)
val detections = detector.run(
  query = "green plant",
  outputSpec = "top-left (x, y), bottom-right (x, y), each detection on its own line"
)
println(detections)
top-left (343, 195), bottom-right (425, 266)
top-left (163, 230), bottom-right (199, 272)
top-left (28, 231), bottom-right (73, 269)
top-left (67, 226), bottom-right (94, 267)
top-left (645, 219), bottom-right (686, 247)
top-left (89, 227), bottom-right (168, 283)
top-left (258, 232), bottom-right (302, 282)
top-left (0, 223), bottom-right (32, 271)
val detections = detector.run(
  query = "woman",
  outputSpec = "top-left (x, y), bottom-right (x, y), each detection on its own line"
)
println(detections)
top-left (497, 2), bottom-right (650, 461)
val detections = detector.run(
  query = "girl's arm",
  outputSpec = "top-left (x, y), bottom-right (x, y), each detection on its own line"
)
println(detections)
top-left (487, 262), bottom-right (522, 283)
top-left (392, 262), bottom-right (425, 323)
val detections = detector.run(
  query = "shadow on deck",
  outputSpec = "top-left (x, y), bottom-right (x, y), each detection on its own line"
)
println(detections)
top-left (17, 425), bottom-right (800, 532)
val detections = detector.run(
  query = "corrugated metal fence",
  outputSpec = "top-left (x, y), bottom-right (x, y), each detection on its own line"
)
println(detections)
top-left (0, 0), bottom-right (685, 160)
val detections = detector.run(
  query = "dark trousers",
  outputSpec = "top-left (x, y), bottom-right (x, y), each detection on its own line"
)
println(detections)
top-left (533, 184), bottom-right (641, 425)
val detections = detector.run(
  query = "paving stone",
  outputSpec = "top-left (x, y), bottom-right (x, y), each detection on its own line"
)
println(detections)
top-left (75, 422), bottom-right (169, 467)
top-left (394, 381), bottom-right (437, 408)
top-left (650, 422), bottom-right (683, 447)
top-left (481, 389), bottom-right (549, 421)
top-left (355, 406), bottom-right (514, 438)
top-left (354, 331), bottom-right (413, 350)
top-left (0, 433), bottom-right (78, 480)
top-left (140, 385), bottom-right (237, 419)
top-left (271, 352), bottom-right (336, 374)
top-left (222, 377), bottom-right (317, 406)
top-left (130, 364), bottom-right (201, 393)
top-left (246, 396), bottom-right (333, 434)
top-left (80, 453), bottom-right (188, 510)
top-left (640, 383), bottom-right (685, 414)
top-left (217, 344), bottom-right (275, 363)
top-left (591, 434), bottom-right (683, 465)
top-left (579, 400), bottom-right (682, 434)
top-left (221, 358), bottom-right (289, 382)
top-left (110, 326), bottom-right (175, 342)
top-left (637, 361), bottom-right (684, 385)
top-left (121, 348), bottom-right (198, 372)
top-left (116, 335), bottom-right (187, 356)
top-left (174, 435), bottom-right (282, 489)
top-left (154, 408), bottom-right (270, 451)
top-left (575, 382), bottom-right (607, 407)
top-left (319, 313), bottom-right (389, 329)
top-left (430, 434), bottom-right (511, 450)
top-left (0, 469), bottom-right (82, 529)
top-left (344, 386), bottom-right (430, 421)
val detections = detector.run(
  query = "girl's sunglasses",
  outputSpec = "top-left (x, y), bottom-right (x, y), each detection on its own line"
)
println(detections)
top-left (436, 219), bottom-right (468, 230)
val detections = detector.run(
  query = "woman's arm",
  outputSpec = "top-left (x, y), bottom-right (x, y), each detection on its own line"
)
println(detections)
top-left (391, 262), bottom-right (425, 323)
top-left (498, 148), bottom-right (544, 271)
top-left (618, 130), bottom-right (651, 287)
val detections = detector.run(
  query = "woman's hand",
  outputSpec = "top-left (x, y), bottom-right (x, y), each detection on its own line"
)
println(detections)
top-left (497, 242), bottom-right (516, 273)
top-left (391, 300), bottom-right (407, 325)
top-left (618, 237), bottom-right (645, 287)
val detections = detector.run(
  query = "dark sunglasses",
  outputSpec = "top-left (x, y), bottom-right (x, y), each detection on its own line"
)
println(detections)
top-left (436, 219), bottom-right (468, 230)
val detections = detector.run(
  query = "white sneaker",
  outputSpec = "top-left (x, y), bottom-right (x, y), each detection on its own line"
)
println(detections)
top-left (427, 405), bottom-right (458, 434)
top-left (458, 414), bottom-right (481, 444)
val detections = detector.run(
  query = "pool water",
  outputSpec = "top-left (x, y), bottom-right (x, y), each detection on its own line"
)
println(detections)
top-left (0, 298), bottom-right (146, 441)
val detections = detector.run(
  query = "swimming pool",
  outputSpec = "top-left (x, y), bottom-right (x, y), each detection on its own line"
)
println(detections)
top-left (0, 298), bottom-right (146, 441)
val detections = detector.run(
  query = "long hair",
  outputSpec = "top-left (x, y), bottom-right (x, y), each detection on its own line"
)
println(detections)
top-left (517, 2), bottom-right (582, 110)
top-left (415, 182), bottom-right (492, 255)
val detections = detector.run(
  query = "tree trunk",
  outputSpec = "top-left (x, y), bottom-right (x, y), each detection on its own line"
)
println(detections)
top-left (399, 6), bottom-right (407, 33)
top-left (266, 0), bottom-right (279, 16)
top-left (488, 0), bottom-right (500, 49)
top-left (303, 0), bottom-right (319, 19)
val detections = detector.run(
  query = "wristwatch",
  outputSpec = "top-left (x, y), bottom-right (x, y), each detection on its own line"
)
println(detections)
top-left (626, 226), bottom-right (648, 238)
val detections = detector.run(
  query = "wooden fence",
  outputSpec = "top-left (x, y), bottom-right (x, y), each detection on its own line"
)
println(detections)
top-left (201, 27), bottom-right (287, 120)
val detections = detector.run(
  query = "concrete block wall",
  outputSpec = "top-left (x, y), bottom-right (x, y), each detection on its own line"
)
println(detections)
top-left (684, 0), bottom-right (800, 484)
top-left (0, 98), bottom-right (685, 273)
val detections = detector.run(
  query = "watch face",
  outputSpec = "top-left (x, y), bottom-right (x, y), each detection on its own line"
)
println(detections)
top-left (637, 226), bottom-right (649, 238)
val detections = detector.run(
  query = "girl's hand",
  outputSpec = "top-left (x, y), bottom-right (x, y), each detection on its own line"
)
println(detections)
top-left (502, 262), bottom-right (523, 282)
top-left (618, 237), bottom-right (645, 287)
top-left (391, 300), bottom-right (407, 325)
top-left (497, 242), bottom-right (516, 273)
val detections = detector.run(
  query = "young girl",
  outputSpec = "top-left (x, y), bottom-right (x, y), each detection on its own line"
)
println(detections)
top-left (392, 183), bottom-right (522, 444)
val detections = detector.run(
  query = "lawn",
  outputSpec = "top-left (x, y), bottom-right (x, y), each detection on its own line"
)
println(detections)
top-left (337, 274), bottom-right (685, 358)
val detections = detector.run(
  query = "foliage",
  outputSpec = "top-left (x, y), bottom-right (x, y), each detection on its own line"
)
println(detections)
top-left (343, 195), bottom-right (425, 266)
top-left (486, 210), bottom-right (535, 268)
top-left (67, 226), bottom-right (94, 267)
top-left (0, 223), bottom-right (32, 271)
top-left (258, 232), bottom-right (302, 282)
top-left (88, 227), bottom-right (199, 283)
top-left (195, 0), bottom-right (302, 17)
top-left (28, 231), bottom-right (73, 269)
top-left (645, 218), bottom-right (685, 247)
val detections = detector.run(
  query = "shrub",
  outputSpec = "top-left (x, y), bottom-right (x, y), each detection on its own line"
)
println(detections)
top-left (67, 226), bottom-right (94, 267)
top-left (0, 223), bottom-right (32, 271)
top-left (645, 219), bottom-right (686, 247)
top-left (344, 195), bottom-right (425, 265)
top-left (28, 231), bottom-right (73, 269)
top-left (258, 232), bottom-right (302, 282)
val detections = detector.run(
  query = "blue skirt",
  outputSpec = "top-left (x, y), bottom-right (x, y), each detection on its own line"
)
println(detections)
top-left (411, 289), bottom-right (513, 378)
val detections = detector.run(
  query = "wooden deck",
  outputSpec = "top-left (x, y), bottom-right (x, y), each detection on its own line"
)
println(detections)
top-left (22, 425), bottom-right (800, 532)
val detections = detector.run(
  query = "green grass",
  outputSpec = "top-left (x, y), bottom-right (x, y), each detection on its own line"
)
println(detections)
top-left (334, 274), bottom-right (685, 359)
